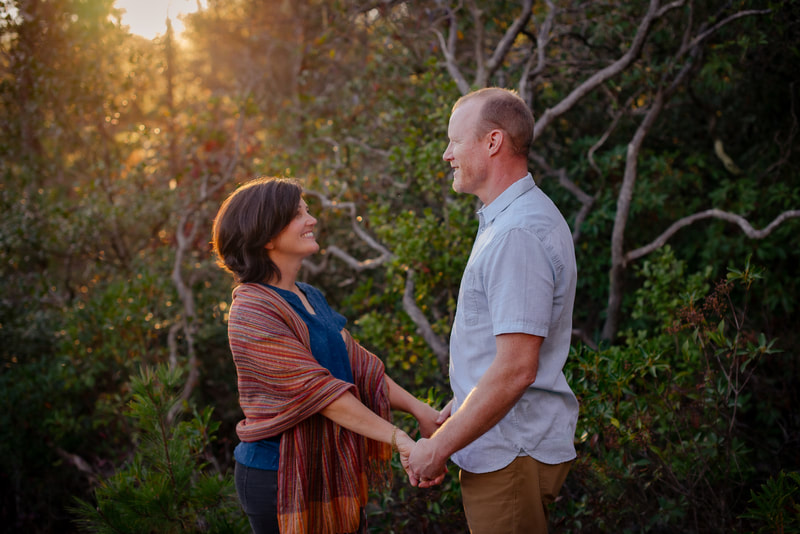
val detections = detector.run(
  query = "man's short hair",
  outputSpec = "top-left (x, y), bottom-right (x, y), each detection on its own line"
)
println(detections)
top-left (453, 88), bottom-right (534, 157)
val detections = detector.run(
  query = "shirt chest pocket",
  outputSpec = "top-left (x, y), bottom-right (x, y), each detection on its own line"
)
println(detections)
top-left (460, 269), bottom-right (485, 327)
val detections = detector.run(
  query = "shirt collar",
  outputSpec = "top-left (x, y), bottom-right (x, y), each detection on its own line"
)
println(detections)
top-left (477, 173), bottom-right (536, 228)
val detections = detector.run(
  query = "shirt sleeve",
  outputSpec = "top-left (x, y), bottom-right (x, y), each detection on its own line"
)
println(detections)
top-left (482, 227), bottom-right (555, 338)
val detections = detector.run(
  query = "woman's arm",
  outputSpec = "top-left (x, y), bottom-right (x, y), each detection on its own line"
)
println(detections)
top-left (320, 391), bottom-right (418, 483)
top-left (319, 391), bottom-right (401, 444)
top-left (384, 375), bottom-right (442, 438)
top-left (339, 328), bottom-right (442, 438)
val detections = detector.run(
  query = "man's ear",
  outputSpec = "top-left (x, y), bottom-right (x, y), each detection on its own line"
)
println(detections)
top-left (487, 129), bottom-right (504, 155)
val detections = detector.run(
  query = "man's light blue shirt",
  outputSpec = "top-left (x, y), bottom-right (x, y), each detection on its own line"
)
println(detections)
top-left (449, 173), bottom-right (579, 473)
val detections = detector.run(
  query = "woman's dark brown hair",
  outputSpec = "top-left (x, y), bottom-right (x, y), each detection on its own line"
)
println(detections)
top-left (212, 177), bottom-right (302, 284)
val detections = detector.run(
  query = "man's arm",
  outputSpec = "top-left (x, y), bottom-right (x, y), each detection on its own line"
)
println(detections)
top-left (407, 332), bottom-right (543, 484)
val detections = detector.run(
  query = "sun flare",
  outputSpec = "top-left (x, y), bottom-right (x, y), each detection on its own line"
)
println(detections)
top-left (115, 0), bottom-right (205, 40)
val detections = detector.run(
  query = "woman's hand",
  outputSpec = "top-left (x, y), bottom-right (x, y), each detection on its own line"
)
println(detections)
top-left (383, 375), bottom-right (448, 439)
top-left (407, 437), bottom-right (448, 488)
top-left (436, 399), bottom-right (453, 426)
top-left (415, 402), bottom-right (444, 439)
top-left (393, 428), bottom-right (419, 486)
top-left (395, 430), bottom-right (447, 488)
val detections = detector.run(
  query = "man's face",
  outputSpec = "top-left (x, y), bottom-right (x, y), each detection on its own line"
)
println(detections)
top-left (443, 100), bottom-right (489, 197)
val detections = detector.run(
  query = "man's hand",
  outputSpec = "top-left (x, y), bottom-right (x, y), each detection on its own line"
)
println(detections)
top-left (407, 437), bottom-right (447, 487)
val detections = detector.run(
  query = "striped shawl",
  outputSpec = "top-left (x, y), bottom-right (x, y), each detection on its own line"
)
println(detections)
top-left (227, 283), bottom-right (392, 534)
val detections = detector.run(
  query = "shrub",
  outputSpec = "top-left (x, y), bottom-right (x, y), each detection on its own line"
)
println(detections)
top-left (558, 251), bottom-right (784, 532)
top-left (71, 364), bottom-right (248, 534)
top-left (741, 470), bottom-right (800, 534)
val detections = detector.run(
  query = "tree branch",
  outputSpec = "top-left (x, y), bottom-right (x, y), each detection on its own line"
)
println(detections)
top-left (626, 209), bottom-right (800, 263)
top-left (601, 4), bottom-right (773, 340)
top-left (56, 447), bottom-right (97, 482)
top-left (533, 0), bottom-right (685, 140)
top-left (478, 0), bottom-right (534, 87)
top-left (467, 0), bottom-right (486, 87)
top-left (303, 191), bottom-right (450, 367)
top-left (587, 88), bottom-right (643, 175)
top-left (169, 112), bottom-right (244, 421)
top-left (529, 152), bottom-right (594, 243)
top-left (603, 86), bottom-right (670, 340)
top-left (303, 189), bottom-right (394, 268)
top-left (403, 268), bottom-right (450, 370)
top-left (686, 9), bottom-right (771, 52)
top-left (433, 4), bottom-right (470, 95)
top-left (323, 244), bottom-right (393, 271)
top-left (520, 0), bottom-right (556, 103)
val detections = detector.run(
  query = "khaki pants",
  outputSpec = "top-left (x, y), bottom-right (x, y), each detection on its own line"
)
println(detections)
top-left (459, 456), bottom-right (573, 534)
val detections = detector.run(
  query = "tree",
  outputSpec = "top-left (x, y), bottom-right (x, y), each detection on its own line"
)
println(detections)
top-left (409, 0), bottom-right (800, 344)
top-left (187, 0), bottom-right (800, 356)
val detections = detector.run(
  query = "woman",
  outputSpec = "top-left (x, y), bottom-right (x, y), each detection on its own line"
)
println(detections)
top-left (212, 177), bottom-right (440, 534)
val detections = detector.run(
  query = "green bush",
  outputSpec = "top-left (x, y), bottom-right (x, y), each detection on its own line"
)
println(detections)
top-left (741, 470), bottom-right (800, 534)
top-left (557, 251), bottom-right (785, 533)
top-left (71, 364), bottom-right (248, 534)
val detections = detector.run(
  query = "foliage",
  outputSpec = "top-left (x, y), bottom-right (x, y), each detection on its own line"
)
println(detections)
top-left (0, 305), bottom-right (81, 531)
top-left (559, 253), bottom-right (789, 532)
top-left (741, 470), bottom-right (800, 534)
top-left (368, 453), bottom-right (466, 533)
top-left (70, 364), bottom-right (248, 534)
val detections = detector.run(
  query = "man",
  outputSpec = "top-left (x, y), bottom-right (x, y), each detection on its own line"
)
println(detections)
top-left (407, 88), bottom-right (579, 534)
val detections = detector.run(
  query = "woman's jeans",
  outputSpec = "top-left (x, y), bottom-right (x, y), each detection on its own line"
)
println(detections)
top-left (234, 461), bottom-right (280, 534)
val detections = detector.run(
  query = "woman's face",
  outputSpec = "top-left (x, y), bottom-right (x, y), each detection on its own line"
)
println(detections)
top-left (266, 198), bottom-right (319, 261)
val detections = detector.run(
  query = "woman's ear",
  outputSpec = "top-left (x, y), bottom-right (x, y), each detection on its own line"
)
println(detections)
top-left (265, 241), bottom-right (274, 250)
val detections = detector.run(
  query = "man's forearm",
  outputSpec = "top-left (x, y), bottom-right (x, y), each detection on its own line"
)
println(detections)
top-left (429, 333), bottom-right (543, 460)
top-left (429, 372), bottom-right (527, 461)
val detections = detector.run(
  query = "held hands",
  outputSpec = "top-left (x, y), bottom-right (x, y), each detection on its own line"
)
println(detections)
top-left (395, 433), bottom-right (447, 488)
top-left (384, 379), bottom-right (452, 486)
top-left (400, 400), bottom-right (454, 487)
top-left (407, 438), bottom-right (447, 488)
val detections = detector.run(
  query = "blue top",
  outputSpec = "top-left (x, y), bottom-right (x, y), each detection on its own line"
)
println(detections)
top-left (234, 282), bottom-right (350, 470)
top-left (449, 174), bottom-right (579, 472)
